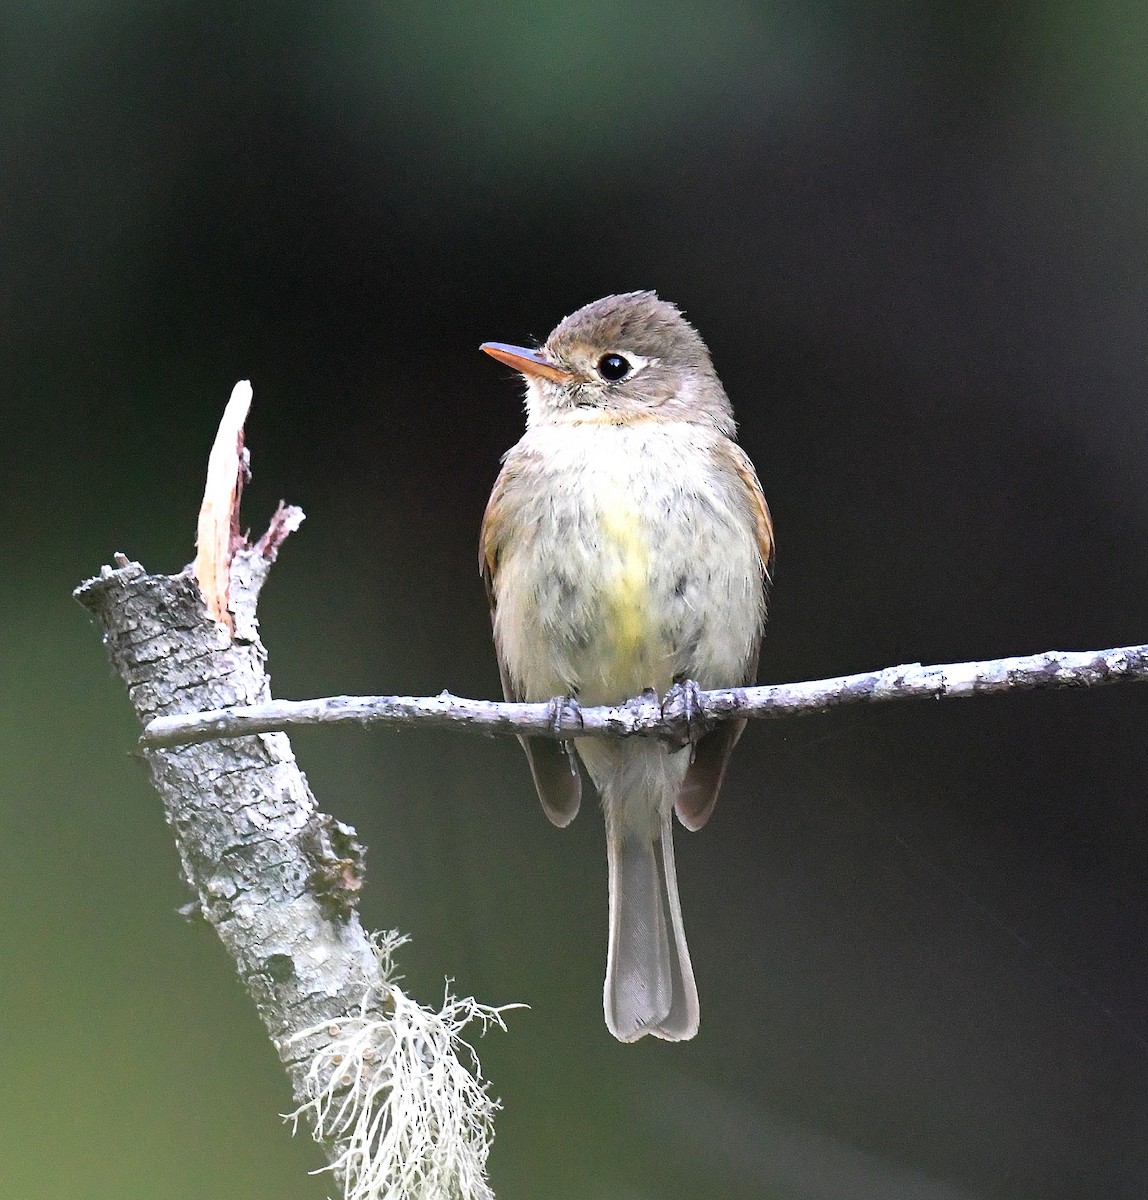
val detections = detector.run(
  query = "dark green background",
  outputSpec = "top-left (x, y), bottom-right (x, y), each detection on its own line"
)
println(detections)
top-left (4, 3), bottom-right (1148, 1197)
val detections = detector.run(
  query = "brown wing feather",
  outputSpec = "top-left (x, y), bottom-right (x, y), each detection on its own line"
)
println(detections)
top-left (481, 478), bottom-right (582, 827)
top-left (723, 439), bottom-right (775, 579)
top-left (673, 655), bottom-right (756, 832)
top-left (675, 440), bottom-right (772, 831)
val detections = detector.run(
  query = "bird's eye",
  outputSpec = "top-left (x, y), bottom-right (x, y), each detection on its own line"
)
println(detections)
top-left (596, 353), bottom-right (631, 382)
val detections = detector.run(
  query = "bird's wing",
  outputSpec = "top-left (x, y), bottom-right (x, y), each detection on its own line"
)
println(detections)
top-left (480, 474), bottom-right (582, 827)
top-left (722, 438), bottom-right (775, 578)
top-left (674, 440), bottom-right (772, 831)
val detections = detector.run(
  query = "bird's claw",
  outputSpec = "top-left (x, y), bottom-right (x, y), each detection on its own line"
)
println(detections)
top-left (661, 678), bottom-right (709, 757)
top-left (547, 695), bottom-right (583, 746)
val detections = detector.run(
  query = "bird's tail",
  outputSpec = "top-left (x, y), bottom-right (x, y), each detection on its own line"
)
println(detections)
top-left (601, 768), bottom-right (699, 1042)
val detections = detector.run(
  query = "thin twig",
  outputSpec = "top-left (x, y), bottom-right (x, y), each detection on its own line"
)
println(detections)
top-left (139, 642), bottom-right (1148, 750)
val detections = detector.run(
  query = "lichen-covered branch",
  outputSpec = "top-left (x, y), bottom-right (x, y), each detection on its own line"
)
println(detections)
top-left (75, 546), bottom-right (383, 1102)
top-left (75, 384), bottom-right (507, 1200)
top-left (138, 642), bottom-right (1148, 751)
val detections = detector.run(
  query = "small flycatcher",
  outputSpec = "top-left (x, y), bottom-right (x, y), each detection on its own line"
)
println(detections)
top-left (480, 292), bottom-right (773, 1041)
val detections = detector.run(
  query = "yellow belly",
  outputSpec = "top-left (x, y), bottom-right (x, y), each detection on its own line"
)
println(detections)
top-left (595, 488), bottom-right (658, 696)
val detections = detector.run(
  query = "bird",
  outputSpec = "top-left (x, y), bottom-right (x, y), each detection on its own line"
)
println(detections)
top-left (479, 291), bottom-right (773, 1041)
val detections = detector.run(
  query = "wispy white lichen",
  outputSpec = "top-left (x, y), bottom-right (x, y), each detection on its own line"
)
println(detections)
top-left (284, 932), bottom-right (523, 1200)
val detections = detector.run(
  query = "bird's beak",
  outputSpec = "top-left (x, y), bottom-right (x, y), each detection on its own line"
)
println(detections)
top-left (481, 341), bottom-right (575, 384)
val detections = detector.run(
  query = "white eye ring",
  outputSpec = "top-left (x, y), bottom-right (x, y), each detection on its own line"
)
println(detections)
top-left (594, 351), bottom-right (651, 382)
top-left (596, 353), bottom-right (630, 381)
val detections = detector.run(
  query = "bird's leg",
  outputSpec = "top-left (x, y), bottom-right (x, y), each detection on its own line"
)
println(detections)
top-left (662, 676), bottom-right (709, 759)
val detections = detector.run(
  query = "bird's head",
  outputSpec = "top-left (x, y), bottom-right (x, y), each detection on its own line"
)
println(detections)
top-left (482, 291), bottom-right (735, 434)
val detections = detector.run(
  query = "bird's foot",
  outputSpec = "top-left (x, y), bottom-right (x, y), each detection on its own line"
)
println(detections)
top-left (547, 694), bottom-right (583, 747)
top-left (661, 678), bottom-right (709, 757)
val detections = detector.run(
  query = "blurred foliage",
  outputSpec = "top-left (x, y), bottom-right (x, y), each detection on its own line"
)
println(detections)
top-left (4, 1), bottom-right (1148, 1197)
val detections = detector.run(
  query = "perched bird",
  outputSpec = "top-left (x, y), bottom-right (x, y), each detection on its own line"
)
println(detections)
top-left (480, 292), bottom-right (773, 1041)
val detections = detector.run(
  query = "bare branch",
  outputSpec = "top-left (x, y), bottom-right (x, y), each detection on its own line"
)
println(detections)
top-left (139, 643), bottom-right (1148, 750)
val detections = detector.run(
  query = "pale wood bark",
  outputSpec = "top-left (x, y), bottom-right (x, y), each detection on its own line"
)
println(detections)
top-left (75, 532), bottom-right (383, 1171)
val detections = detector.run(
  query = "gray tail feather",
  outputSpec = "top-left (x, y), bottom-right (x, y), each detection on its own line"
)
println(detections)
top-left (604, 811), bottom-right (699, 1042)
